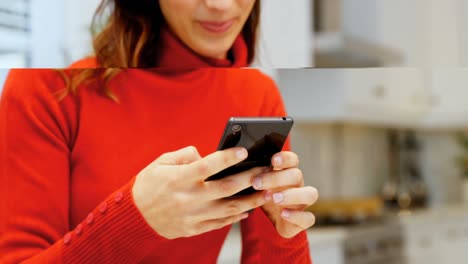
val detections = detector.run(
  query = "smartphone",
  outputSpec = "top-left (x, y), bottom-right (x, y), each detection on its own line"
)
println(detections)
top-left (206, 117), bottom-right (294, 196)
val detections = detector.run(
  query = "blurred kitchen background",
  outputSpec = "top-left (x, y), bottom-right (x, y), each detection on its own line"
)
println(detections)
top-left (2, 0), bottom-right (468, 264)
top-left (217, 68), bottom-right (468, 264)
top-left (276, 68), bottom-right (468, 264)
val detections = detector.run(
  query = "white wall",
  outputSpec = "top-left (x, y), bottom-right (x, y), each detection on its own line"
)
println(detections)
top-left (29, 0), bottom-right (100, 67)
top-left (427, 0), bottom-right (461, 66)
top-left (30, 0), bottom-right (66, 67)
top-left (256, 0), bottom-right (314, 68)
top-left (63, 0), bottom-right (100, 64)
top-left (0, 69), bottom-right (9, 95)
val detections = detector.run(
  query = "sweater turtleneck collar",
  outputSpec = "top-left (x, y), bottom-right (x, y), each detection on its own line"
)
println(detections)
top-left (155, 26), bottom-right (249, 68)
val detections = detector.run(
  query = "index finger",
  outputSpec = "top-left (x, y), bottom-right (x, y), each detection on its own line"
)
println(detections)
top-left (181, 147), bottom-right (248, 181)
top-left (272, 151), bottom-right (299, 169)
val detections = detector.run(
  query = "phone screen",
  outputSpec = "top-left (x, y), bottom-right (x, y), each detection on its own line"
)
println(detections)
top-left (206, 117), bottom-right (294, 196)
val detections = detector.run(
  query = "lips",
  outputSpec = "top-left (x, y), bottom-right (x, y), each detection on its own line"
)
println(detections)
top-left (199, 19), bottom-right (235, 34)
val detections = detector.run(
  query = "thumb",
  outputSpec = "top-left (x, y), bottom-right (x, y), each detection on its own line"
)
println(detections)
top-left (154, 146), bottom-right (202, 166)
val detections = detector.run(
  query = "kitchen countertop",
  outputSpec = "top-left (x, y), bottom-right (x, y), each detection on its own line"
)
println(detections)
top-left (397, 203), bottom-right (468, 220)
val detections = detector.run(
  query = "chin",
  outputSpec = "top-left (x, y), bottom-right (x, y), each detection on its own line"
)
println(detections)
top-left (195, 40), bottom-right (235, 60)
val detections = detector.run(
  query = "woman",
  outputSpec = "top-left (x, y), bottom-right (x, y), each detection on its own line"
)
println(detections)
top-left (0, 0), bottom-right (319, 263)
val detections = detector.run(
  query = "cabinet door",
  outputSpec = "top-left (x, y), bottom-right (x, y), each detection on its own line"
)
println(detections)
top-left (310, 243), bottom-right (343, 264)
top-left (343, 68), bottom-right (428, 126)
top-left (438, 219), bottom-right (468, 263)
top-left (403, 223), bottom-right (441, 264)
top-left (278, 69), bottom-right (345, 122)
top-left (422, 69), bottom-right (468, 128)
top-left (307, 231), bottom-right (344, 264)
top-left (279, 68), bottom-right (429, 127)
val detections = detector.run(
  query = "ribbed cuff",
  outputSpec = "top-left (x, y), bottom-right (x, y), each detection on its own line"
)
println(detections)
top-left (62, 178), bottom-right (166, 263)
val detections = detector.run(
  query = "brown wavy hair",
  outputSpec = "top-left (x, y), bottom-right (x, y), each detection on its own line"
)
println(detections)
top-left (60, 0), bottom-right (261, 100)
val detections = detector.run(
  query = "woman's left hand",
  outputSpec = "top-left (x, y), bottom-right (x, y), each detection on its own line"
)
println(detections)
top-left (252, 151), bottom-right (319, 238)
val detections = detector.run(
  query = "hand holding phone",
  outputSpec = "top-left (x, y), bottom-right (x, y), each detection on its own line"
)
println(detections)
top-left (206, 117), bottom-right (294, 196)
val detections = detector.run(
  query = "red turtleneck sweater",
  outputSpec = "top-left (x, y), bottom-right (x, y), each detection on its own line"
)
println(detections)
top-left (0, 28), bottom-right (312, 263)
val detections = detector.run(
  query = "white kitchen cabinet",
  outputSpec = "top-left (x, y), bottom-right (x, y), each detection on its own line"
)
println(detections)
top-left (308, 229), bottom-right (345, 264)
top-left (342, 0), bottom-right (462, 67)
top-left (438, 220), bottom-right (467, 263)
top-left (421, 69), bottom-right (468, 129)
top-left (401, 219), bottom-right (441, 264)
top-left (400, 205), bottom-right (468, 264)
top-left (279, 68), bottom-right (429, 127)
top-left (278, 68), bottom-right (468, 129)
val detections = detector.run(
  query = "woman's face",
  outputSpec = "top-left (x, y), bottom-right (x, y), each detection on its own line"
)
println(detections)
top-left (159, 0), bottom-right (256, 60)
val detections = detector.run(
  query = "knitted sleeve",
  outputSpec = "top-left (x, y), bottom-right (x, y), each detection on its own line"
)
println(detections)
top-left (0, 69), bottom-right (166, 263)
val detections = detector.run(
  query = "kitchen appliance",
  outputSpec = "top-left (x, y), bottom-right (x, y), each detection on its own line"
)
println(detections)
top-left (344, 218), bottom-right (405, 264)
top-left (400, 131), bottom-right (428, 209)
top-left (381, 130), bottom-right (428, 211)
top-left (381, 130), bottom-right (400, 209)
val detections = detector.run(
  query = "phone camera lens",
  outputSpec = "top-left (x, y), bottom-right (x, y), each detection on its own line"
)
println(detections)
top-left (232, 125), bottom-right (242, 133)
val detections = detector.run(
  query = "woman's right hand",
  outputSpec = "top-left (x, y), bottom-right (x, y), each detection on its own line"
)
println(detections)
top-left (132, 146), bottom-right (268, 239)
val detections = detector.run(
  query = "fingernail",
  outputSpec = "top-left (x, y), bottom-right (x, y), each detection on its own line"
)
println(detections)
top-left (253, 177), bottom-right (262, 190)
top-left (236, 149), bottom-right (248, 159)
top-left (281, 209), bottom-right (291, 218)
top-left (274, 156), bottom-right (282, 166)
top-left (241, 213), bottom-right (249, 220)
top-left (273, 192), bottom-right (284, 204)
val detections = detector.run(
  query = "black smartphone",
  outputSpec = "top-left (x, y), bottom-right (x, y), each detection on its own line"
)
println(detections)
top-left (206, 117), bottom-right (294, 196)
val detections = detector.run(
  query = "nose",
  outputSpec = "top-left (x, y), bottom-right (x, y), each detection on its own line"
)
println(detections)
top-left (204, 0), bottom-right (235, 11)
